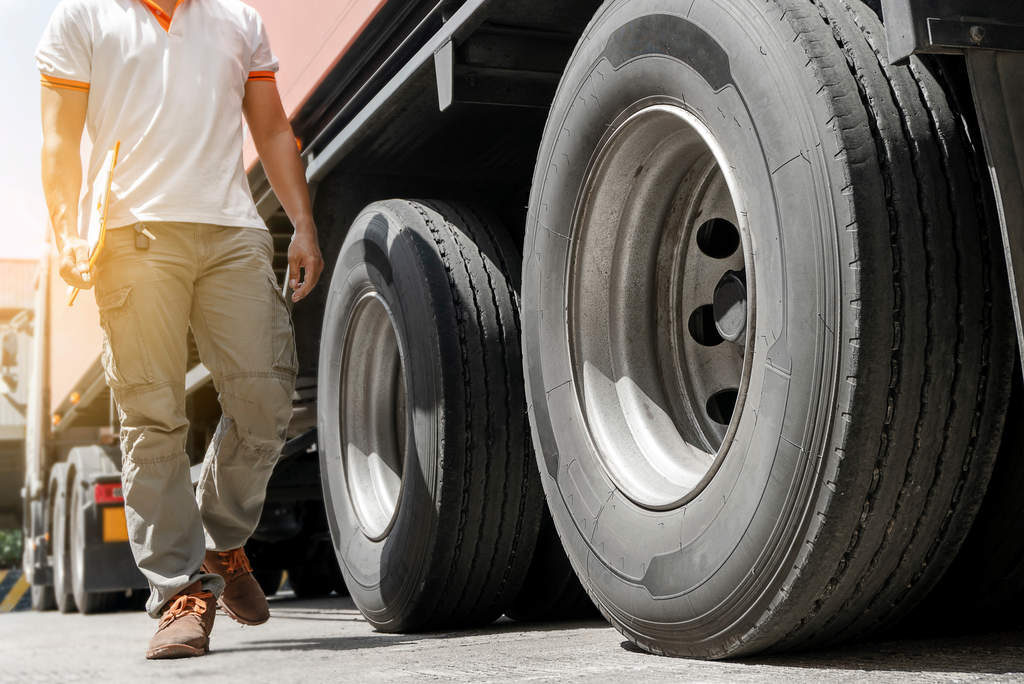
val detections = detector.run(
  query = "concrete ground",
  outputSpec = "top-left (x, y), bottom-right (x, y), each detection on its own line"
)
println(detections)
top-left (1, 591), bottom-right (1023, 683)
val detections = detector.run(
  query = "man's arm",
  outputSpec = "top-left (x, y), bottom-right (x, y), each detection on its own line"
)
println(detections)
top-left (243, 80), bottom-right (324, 303)
top-left (40, 85), bottom-right (91, 288)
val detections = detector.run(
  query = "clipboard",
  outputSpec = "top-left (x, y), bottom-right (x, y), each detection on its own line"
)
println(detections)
top-left (68, 140), bottom-right (120, 306)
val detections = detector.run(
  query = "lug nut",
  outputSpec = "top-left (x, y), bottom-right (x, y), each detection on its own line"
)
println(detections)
top-left (713, 270), bottom-right (747, 343)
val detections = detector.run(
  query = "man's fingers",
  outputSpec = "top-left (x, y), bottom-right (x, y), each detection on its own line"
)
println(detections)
top-left (288, 250), bottom-right (301, 291)
top-left (290, 255), bottom-right (321, 302)
top-left (60, 242), bottom-right (93, 286)
top-left (291, 268), bottom-right (313, 301)
top-left (59, 265), bottom-right (93, 289)
top-left (73, 243), bottom-right (90, 264)
top-left (307, 256), bottom-right (323, 288)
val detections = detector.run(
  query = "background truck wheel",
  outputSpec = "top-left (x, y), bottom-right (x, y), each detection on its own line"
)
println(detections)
top-left (69, 477), bottom-right (119, 614)
top-left (506, 509), bottom-right (597, 622)
top-left (286, 536), bottom-right (348, 599)
top-left (51, 483), bottom-right (75, 614)
top-left (287, 563), bottom-right (333, 599)
top-left (318, 199), bottom-right (543, 631)
top-left (522, 0), bottom-right (1014, 658)
top-left (30, 583), bottom-right (56, 612)
top-left (254, 567), bottom-right (284, 598)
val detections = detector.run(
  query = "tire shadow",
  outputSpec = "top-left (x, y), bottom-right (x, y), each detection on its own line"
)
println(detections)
top-left (617, 629), bottom-right (1024, 676)
top-left (219, 594), bottom-right (610, 654)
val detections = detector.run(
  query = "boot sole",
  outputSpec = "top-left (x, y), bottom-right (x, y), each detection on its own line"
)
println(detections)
top-left (146, 643), bottom-right (207, 660)
top-left (218, 598), bottom-right (269, 627)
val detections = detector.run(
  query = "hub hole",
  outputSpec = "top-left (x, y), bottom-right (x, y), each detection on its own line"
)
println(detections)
top-left (696, 218), bottom-right (740, 259)
top-left (687, 305), bottom-right (723, 346)
top-left (706, 388), bottom-right (738, 425)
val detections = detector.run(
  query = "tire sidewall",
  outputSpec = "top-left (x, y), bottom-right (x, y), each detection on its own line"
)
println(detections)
top-left (52, 487), bottom-right (72, 613)
top-left (69, 478), bottom-right (88, 612)
top-left (523, 0), bottom-right (847, 651)
top-left (318, 204), bottom-right (446, 629)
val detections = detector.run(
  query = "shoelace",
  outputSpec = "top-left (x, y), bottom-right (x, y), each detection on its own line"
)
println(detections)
top-left (158, 591), bottom-right (213, 630)
top-left (217, 548), bottom-right (252, 577)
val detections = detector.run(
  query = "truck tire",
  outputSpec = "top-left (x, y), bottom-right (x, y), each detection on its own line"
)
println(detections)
top-left (522, 0), bottom-right (1014, 658)
top-left (26, 498), bottom-right (56, 611)
top-left (30, 584), bottom-right (56, 612)
top-left (287, 563), bottom-right (333, 599)
top-left (506, 510), bottom-right (597, 622)
top-left (51, 487), bottom-right (75, 614)
top-left (69, 477), bottom-right (120, 614)
top-left (254, 567), bottom-right (283, 598)
top-left (318, 199), bottom-right (543, 631)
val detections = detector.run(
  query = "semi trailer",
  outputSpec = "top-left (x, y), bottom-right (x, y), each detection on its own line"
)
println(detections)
top-left (21, 0), bottom-right (1024, 659)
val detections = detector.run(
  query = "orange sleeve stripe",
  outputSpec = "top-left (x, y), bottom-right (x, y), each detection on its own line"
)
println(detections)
top-left (247, 71), bottom-right (277, 82)
top-left (40, 74), bottom-right (90, 92)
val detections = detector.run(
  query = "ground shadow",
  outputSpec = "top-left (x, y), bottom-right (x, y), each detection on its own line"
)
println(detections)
top-left (616, 628), bottom-right (1024, 676)
top-left (217, 594), bottom-right (610, 655)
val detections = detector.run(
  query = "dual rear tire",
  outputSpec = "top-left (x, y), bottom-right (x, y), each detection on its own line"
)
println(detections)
top-left (51, 474), bottom-right (121, 615)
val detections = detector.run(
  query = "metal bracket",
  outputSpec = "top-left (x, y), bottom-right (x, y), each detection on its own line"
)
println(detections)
top-left (434, 39), bottom-right (455, 111)
top-left (966, 51), bottom-right (1024, 368)
top-left (882, 0), bottom-right (1024, 62)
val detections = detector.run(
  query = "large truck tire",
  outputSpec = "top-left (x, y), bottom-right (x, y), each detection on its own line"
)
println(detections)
top-left (521, 0), bottom-right (1014, 658)
top-left (318, 199), bottom-right (544, 631)
top-left (506, 509), bottom-right (597, 622)
top-left (69, 476), bottom-right (120, 614)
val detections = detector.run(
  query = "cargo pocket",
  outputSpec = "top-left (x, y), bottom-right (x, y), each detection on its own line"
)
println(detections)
top-left (97, 286), bottom-right (154, 387)
top-left (267, 275), bottom-right (298, 375)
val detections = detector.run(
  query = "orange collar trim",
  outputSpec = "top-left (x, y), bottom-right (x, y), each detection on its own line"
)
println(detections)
top-left (138, 0), bottom-right (184, 32)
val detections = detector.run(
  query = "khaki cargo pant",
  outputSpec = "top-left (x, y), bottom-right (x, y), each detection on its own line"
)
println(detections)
top-left (93, 222), bottom-right (296, 618)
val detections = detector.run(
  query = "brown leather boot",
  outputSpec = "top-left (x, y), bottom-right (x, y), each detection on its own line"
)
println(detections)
top-left (201, 548), bottom-right (270, 626)
top-left (146, 582), bottom-right (215, 660)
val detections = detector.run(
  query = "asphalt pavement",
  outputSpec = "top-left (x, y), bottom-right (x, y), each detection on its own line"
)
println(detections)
top-left (1, 591), bottom-right (1023, 683)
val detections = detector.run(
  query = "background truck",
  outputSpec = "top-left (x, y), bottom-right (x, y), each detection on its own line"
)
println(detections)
top-left (20, 0), bottom-right (1024, 659)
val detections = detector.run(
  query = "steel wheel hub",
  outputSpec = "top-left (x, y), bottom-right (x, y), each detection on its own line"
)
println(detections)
top-left (567, 102), bottom-right (754, 510)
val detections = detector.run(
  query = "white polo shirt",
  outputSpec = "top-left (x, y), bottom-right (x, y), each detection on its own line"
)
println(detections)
top-left (36, 0), bottom-right (279, 234)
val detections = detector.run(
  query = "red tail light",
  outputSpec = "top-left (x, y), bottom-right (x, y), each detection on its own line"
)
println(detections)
top-left (94, 482), bottom-right (125, 504)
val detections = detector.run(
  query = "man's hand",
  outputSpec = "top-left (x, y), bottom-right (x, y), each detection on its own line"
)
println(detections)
top-left (59, 236), bottom-right (93, 289)
top-left (287, 227), bottom-right (324, 302)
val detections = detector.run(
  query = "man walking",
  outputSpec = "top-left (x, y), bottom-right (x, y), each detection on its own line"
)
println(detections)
top-left (37, 0), bottom-right (323, 659)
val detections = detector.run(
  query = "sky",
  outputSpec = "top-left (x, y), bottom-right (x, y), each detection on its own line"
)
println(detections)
top-left (0, 0), bottom-right (63, 260)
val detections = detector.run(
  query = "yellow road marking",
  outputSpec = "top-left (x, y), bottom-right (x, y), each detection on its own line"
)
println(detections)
top-left (0, 576), bottom-right (30, 613)
top-left (0, 570), bottom-right (7, 586)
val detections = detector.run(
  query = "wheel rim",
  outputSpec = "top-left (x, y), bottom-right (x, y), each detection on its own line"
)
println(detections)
top-left (567, 101), bottom-right (754, 510)
top-left (339, 291), bottom-right (408, 540)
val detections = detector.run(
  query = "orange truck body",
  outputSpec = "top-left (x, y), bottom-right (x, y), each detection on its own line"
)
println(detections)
top-left (48, 0), bottom-right (386, 416)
